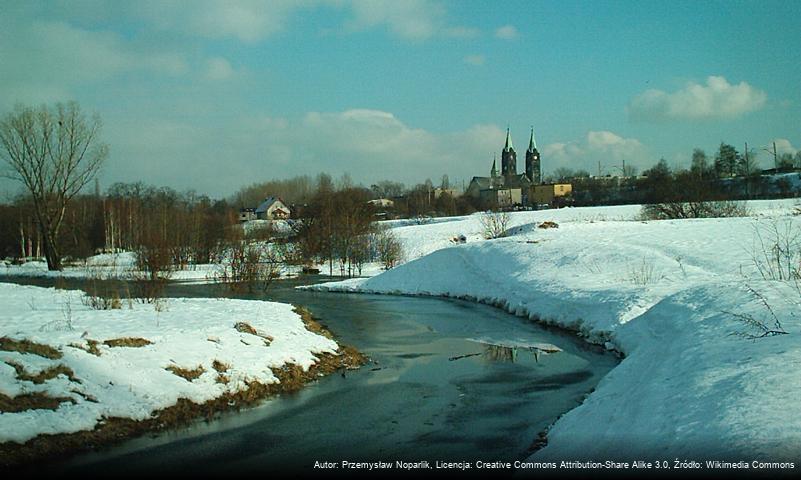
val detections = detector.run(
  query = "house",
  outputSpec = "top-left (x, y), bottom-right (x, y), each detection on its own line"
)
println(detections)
top-left (255, 196), bottom-right (290, 220)
top-left (238, 207), bottom-right (257, 223)
top-left (531, 183), bottom-right (572, 208)
top-left (480, 187), bottom-right (522, 209)
top-left (368, 198), bottom-right (394, 208)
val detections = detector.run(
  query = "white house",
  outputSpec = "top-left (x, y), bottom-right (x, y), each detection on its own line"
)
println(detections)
top-left (255, 197), bottom-right (290, 220)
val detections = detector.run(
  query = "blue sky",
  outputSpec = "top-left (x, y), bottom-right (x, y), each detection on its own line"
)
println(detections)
top-left (1, 0), bottom-right (799, 198)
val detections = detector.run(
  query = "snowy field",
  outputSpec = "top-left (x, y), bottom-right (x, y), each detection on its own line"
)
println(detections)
top-left (310, 198), bottom-right (801, 461)
top-left (0, 284), bottom-right (338, 444)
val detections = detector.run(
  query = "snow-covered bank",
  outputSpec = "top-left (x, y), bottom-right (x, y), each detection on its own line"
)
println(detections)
top-left (0, 283), bottom-right (343, 445)
top-left (309, 200), bottom-right (801, 460)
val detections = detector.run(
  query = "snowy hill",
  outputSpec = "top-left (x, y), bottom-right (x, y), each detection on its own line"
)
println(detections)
top-left (310, 199), bottom-right (801, 460)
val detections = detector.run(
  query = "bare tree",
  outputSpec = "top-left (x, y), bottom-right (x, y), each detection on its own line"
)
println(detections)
top-left (0, 102), bottom-right (108, 270)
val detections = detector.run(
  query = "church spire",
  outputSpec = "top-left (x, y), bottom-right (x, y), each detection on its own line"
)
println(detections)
top-left (491, 155), bottom-right (498, 177)
top-left (503, 127), bottom-right (514, 152)
top-left (528, 126), bottom-right (537, 152)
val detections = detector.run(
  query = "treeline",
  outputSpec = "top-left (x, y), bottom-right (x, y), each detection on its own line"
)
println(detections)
top-left (231, 173), bottom-right (479, 218)
top-left (0, 182), bottom-right (235, 263)
top-left (560, 143), bottom-right (801, 207)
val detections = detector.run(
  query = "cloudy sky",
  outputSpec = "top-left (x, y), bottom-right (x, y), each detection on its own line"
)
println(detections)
top-left (1, 0), bottom-right (799, 198)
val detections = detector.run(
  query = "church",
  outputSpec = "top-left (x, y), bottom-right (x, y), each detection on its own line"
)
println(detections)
top-left (466, 127), bottom-right (542, 207)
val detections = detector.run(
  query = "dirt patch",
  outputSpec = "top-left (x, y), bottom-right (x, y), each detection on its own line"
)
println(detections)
top-left (68, 339), bottom-right (101, 356)
top-left (103, 337), bottom-right (152, 348)
top-left (538, 221), bottom-right (559, 229)
top-left (0, 305), bottom-right (367, 469)
top-left (234, 321), bottom-right (258, 335)
top-left (234, 321), bottom-right (274, 346)
top-left (0, 337), bottom-right (62, 360)
top-left (0, 392), bottom-right (75, 413)
top-left (165, 365), bottom-right (205, 382)
top-left (5, 362), bottom-right (78, 385)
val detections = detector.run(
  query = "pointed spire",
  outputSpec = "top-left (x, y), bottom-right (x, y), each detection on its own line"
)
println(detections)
top-left (491, 154), bottom-right (498, 177)
top-left (504, 126), bottom-right (513, 151)
top-left (528, 126), bottom-right (537, 151)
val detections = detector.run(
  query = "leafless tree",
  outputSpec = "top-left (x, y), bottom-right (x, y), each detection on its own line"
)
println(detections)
top-left (0, 102), bottom-right (108, 270)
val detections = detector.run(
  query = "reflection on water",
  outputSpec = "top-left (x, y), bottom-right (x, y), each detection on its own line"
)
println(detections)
top-left (481, 342), bottom-right (560, 363)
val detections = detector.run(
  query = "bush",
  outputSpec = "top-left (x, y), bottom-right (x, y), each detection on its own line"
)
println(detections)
top-left (132, 229), bottom-right (173, 303)
top-left (214, 240), bottom-right (281, 293)
top-left (374, 226), bottom-right (404, 270)
top-left (480, 210), bottom-right (510, 239)
top-left (749, 219), bottom-right (801, 282)
top-left (639, 200), bottom-right (748, 220)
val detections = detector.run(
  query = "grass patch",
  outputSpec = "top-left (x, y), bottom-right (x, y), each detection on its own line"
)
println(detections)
top-left (0, 392), bottom-right (75, 413)
top-left (5, 362), bottom-right (78, 385)
top-left (69, 339), bottom-right (102, 356)
top-left (0, 337), bottom-right (61, 360)
top-left (103, 337), bottom-right (152, 348)
top-left (234, 322), bottom-right (274, 346)
top-left (212, 360), bottom-right (231, 384)
top-left (234, 322), bottom-right (257, 335)
top-left (0, 306), bottom-right (367, 469)
top-left (165, 365), bottom-right (205, 382)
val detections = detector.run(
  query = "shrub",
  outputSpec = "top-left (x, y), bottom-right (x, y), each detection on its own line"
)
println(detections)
top-left (749, 219), bottom-right (801, 282)
top-left (639, 200), bottom-right (749, 220)
top-left (214, 240), bottom-right (281, 293)
top-left (374, 226), bottom-right (404, 270)
top-left (480, 210), bottom-right (510, 239)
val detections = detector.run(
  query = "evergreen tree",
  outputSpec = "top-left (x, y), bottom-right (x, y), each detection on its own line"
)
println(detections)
top-left (714, 143), bottom-right (738, 178)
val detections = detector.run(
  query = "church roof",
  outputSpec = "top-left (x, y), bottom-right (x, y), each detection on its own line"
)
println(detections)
top-left (503, 127), bottom-right (514, 151)
top-left (528, 127), bottom-right (537, 151)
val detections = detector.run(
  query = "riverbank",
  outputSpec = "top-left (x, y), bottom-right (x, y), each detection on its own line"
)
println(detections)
top-left (0, 283), bottom-right (365, 467)
top-left (308, 202), bottom-right (801, 462)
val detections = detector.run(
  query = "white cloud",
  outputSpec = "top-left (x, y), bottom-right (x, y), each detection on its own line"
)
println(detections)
top-left (464, 54), bottom-right (486, 66)
top-left (542, 131), bottom-right (649, 175)
top-left (495, 25), bottom-right (518, 39)
top-left (0, 18), bottom-right (188, 107)
top-left (133, 0), bottom-right (312, 43)
top-left (203, 57), bottom-right (236, 81)
top-left (96, 108), bottom-right (507, 197)
top-left (628, 76), bottom-right (767, 122)
top-left (346, 0), bottom-right (447, 40)
top-left (771, 138), bottom-right (798, 155)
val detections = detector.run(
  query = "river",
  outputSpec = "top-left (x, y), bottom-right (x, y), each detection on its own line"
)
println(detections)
top-left (3, 276), bottom-right (618, 475)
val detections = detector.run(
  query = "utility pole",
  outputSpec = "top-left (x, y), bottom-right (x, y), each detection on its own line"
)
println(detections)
top-left (762, 141), bottom-right (778, 169)
top-left (744, 141), bottom-right (751, 198)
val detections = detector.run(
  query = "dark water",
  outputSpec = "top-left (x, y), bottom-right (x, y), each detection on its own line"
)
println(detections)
top-left (4, 276), bottom-right (618, 475)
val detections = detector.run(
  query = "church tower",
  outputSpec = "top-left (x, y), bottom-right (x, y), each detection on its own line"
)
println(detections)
top-left (525, 127), bottom-right (541, 184)
top-left (501, 127), bottom-right (517, 177)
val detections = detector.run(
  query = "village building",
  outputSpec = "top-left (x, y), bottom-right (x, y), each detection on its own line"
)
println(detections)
top-left (255, 196), bottom-right (290, 220)
top-left (531, 183), bottom-right (573, 208)
top-left (238, 207), bottom-right (257, 223)
top-left (466, 127), bottom-right (545, 207)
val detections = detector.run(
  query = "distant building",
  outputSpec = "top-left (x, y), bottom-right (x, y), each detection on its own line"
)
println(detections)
top-left (254, 196), bottom-right (290, 220)
top-left (433, 187), bottom-right (459, 199)
top-left (531, 183), bottom-right (572, 208)
top-left (368, 198), bottom-right (395, 208)
top-left (480, 187), bottom-right (522, 209)
top-left (238, 207), bottom-right (257, 223)
top-left (467, 127), bottom-right (543, 207)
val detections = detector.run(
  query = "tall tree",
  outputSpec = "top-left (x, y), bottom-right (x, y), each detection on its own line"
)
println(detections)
top-left (714, 142), bottom-right (738, 178)
top-left (690, 148), bottom-right (712, 179)
top-left (0, 102), bottom-right (108, 270)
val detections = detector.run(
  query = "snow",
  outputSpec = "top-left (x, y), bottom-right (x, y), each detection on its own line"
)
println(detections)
top-left (309, 198), bottom-right (801, 460)
top-left (0, 283), bottom-right (338, 444)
